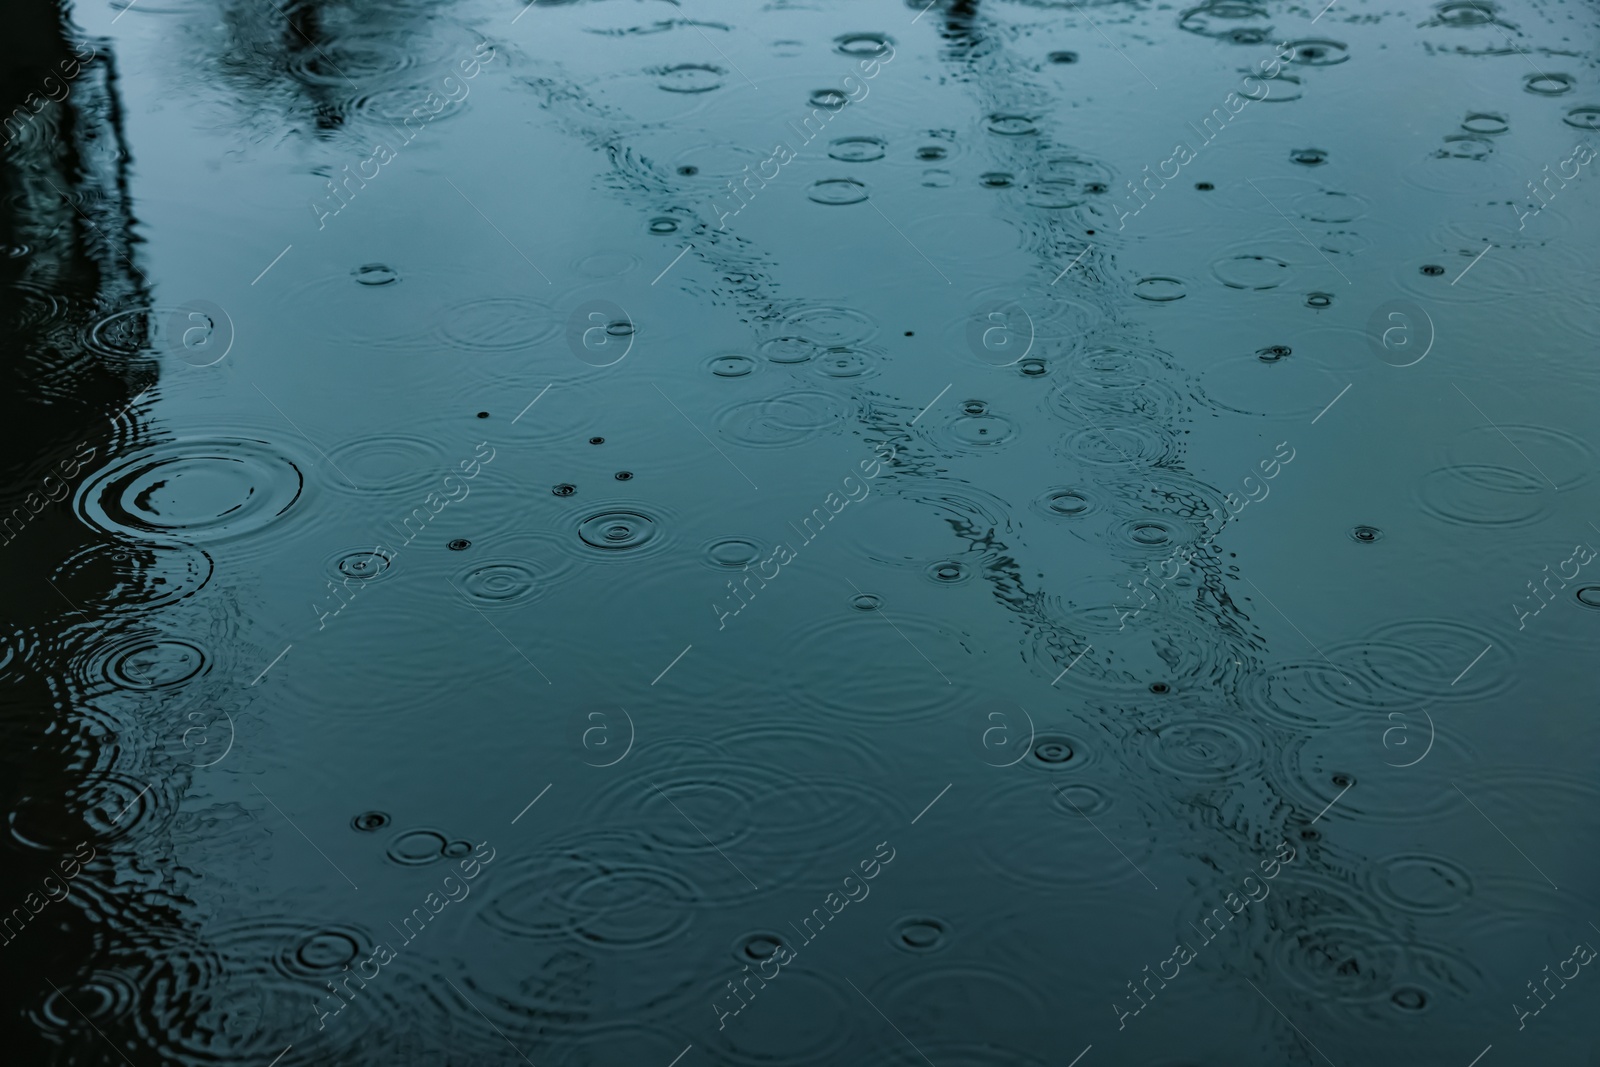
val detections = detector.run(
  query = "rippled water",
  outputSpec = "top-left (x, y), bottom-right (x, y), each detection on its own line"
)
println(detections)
top-left (3, 0), bottom-right (1600, 1063)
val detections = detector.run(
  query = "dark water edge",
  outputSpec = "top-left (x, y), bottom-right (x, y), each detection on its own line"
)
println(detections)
top-left (2, 0), bottom-right (1599, 1063)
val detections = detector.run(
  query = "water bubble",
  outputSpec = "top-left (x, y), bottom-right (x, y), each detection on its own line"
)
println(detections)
top-left (1195, 181), bottom-right (1215, 190)
top-left (678, 165), bottom-right (698, 175)
top-left (734, 931), bottom-right (788, 963)
top-left (979, 171), bottom-right (1015, 188)
top-left (1291, 147), bottom-right (1329, 166)
top-left (447, 538), bottom-right (471, 551)
top-left (1307, 292), bottom-right (1332, 308)
top-left (807, 178), bottom-right (869, 205)
top-left (1030, 736), bottom-right (1075, 765)
top-left (566, 299), bottom-right (635, 366)
top-left (1349, 525), bottom-right (1382, 543)
top-left (1391, 988), bottom-right (1429, 1012)
top-left (649, 217), bottom-right (679, 235)
top-left (1149, 681), bottom-right (1171, 694)
top-left (1048, 50), bottom-right (1078, 63)
top-left (351, 811), bottom-right (390, 832)
top-left (828, 135), bottom-right (887, 162)
top-left (1421, 264), bottom-right (1446, 276)
top-left (1575, 586), bottom-right (1600, 609)
top-left (1019, 358), bottom-right (1048, 376)
top-left (916, 144), bottom-right (949, 161)
top-left (614, 471), bottom-right (634, 481)
top-left (890, 916), bottom-right (950, 953)
top-left (850, 593), bottom-right (881, 611)
top-left (476, 411), bottom-right (490, 419)
top-left (352, 263), bottom-right (398, 286)
top-left (552, 483), bottom-right (576, 497)
top-left (386, 828), bottom-right (448, 866)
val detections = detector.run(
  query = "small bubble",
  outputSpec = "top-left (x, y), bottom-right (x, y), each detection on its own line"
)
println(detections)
top-left (352, 263), bottom-right (399, 286)
top-left (1306, 292), bottom-right (1332, 309)
top-left (850, 593), bottom-right (881, 611)
top-left (649, 217), bottom-right (679, 235)
top-left (448, 539), bottom-right (471, 551)
top-left (677, 165), bottom-right (698, 175)
top-left (961, 399), bottom-right (988, 415)
top-left (904, 330), bottom-right (914, 336)
top-left (1195, 181), bottom-right (1214, 190)
top-left (1330, 772), bottom-right (1355, 788)
top-left (1048, 50), bottom-right (1078, 63)
top-left (1257, 345), bottom-right (1292, 362)
top-left (614, 471), bottom-right (634, 481)
top-left (1290, 147), bottom-right (1329, 166)
top-left (1349, 525), bottom-right (1382, 543)
top-left (1575, 585), bottom-right (1600, 609)
top-left (351, 811), bottom-right (390, 832)
top-left (589, 436), bottom-right (605, 445)
top-left (1421, 264), bottom-right (1446, 276)
top-left (1149, 682), bottom-right (1170, 694)
top-left (1391, 987), bottom-right (1428, 1012)
top-left (476, 411), bottom-right (490, 419)
top-left (553, 483), bottom-right (577, 497)
top-left (1019, 358), bottom-right (1047, 377)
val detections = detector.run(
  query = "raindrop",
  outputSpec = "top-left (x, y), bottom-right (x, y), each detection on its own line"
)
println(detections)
top-left (1524, 72), bottom-right (1574, 96)
top-left (1257, 345), bottom-right (1292, 362)
top-left (807, 178), bottom-right (869, 205)
top-left (810, 88), bottom-right (849, 111)
top-left (1350, 525), bottom-right (1382, 543)
top-left (1048, 51), bottom-right (1078, 64)
top-left (1307, 292), bottom-right (1332, 308)
top-left (850, 593), bottom-right (881, 611)
top-left (351, 811), bottom-right (390, 832)
top-left (1421, 264), bottom-right (1446, 276)
top-left (447, 539), bottom-right (471, 551)
top-left (1291, 147), bottom-right (1329, 166)
top-left (614, 471), bottom-right (634, 481)
top-left (553, 483), bottom-right (577, 497)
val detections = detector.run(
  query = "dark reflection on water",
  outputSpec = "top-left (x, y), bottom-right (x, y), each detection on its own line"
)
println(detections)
top-left (3, 0), bottom-right (1600, 1063)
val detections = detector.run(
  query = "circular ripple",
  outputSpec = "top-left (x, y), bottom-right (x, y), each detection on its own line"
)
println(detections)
top-left (1415, 465), bottom-right (1550, 528)
top-left (477, 830), bottom-right (700, 948)
top-left (92, 631), bottom-right (209, 691)
top-left (75, 438), bottom-right (304, 543)
top-left (438, 296), bottom-right (560, 350)
top-left (1034, 486), bottom-right (1096, 518)
top-left (828, 135), bottom-right (887, 162)
top-left (9, 772), bottom-right (170, 849)
top-left (655, 63), bottom-right (723, 93)
top-left (784, 612), bottom-right (980, 723)
top-left (976, 777), bottom-right (1155, 890)
top-left (781, 304), bottom-right (878, 345)
top-left (1563, 106), bottom-right (1600, 130)
top-left (986, 113), bottom-right (1039, 136)
top-left (577, 509), bottom-right (660, 553)
top-left (1212, 252), bottom-right (1292, 289)
top-left (715, 391), bottom-right (852, 448)
top-left (1524, 72), bottom-right (1574, 95)
top-left (326, 434), bottom-right (447, 496)
top-left (386, 828), bottom-right (448, 866)
top-left (1057, 422), bottom-right (1175, 467)
top-left (708, 353), bottom-right (758, 377)
top-left (1134, 276), bottom-right (1186, 302)
top-left (329, 547), bottom-right (396, 584)
top-left (1444, 423), bottom-right (1597, 491)
top-left (807, 178), bottom-right (868, 205)
top-left (1368, 853), bottom-right (1473, 915)
top-left (835, 32), bottom-right (894, 57)
top-left (1137, 716), bottom-right (1264, 783)
top-left (51, 542), bottom-right (213, 615)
